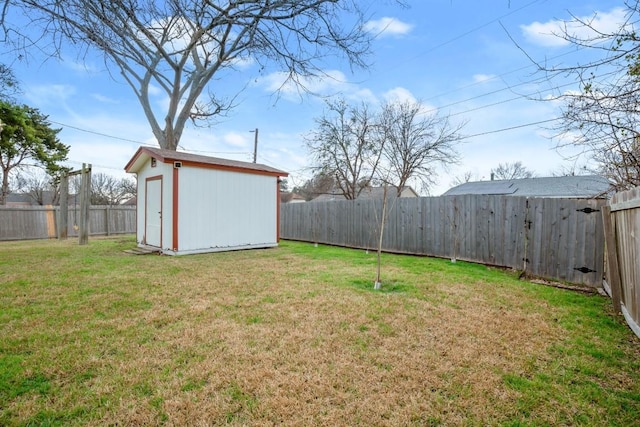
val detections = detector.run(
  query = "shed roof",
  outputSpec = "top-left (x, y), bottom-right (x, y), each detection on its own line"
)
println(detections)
top-left (442, 175), bottom-right (611, 198)
top-left (125, 146), bottom-right (288, 177)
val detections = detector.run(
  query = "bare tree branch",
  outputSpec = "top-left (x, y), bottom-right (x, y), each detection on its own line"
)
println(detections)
top-left (379, 100), bottom-right (464, 195)
top-left (530, 2), bottom-right (640, 190)
top-left (1, 0), bottom-right (389, 150)
top-left (305, 99), bottom-right (382, 200)
top-left (491, 161), bottom-right (535, 180)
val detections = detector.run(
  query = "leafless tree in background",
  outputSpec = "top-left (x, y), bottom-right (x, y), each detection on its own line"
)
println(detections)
top-left (306, 99), bottom-right (383, 200)
top-left (13, 167), bottom-right (61, 205)
top-left (450, 170), bottom-right (477, 187)
top-left (69, 172), bottom-right (135, 205)
top-left (294, 171), bottom-right (337, 201)
top-left (379, 100), bottom-right (464, 195)
top-left (490, 161), bottom-right (535, 180)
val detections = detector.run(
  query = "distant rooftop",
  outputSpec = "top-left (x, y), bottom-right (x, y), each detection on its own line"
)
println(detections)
top-left (443, 175), bottom-right (612, 199)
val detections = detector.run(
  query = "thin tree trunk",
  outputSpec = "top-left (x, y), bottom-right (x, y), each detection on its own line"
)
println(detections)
top-left (374, 185), bottom-right (388, 289)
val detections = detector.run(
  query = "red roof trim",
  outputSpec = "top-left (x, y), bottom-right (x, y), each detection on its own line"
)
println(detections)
top-left (125, 146), bottom-right (288, 178)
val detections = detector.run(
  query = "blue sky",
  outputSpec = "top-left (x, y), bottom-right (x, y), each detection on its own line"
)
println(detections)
top-left (1, 0), bottom-right (627, 195)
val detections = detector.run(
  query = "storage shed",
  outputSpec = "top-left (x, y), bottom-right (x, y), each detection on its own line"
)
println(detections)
top-left (125, 146), bottom-right (288, 255)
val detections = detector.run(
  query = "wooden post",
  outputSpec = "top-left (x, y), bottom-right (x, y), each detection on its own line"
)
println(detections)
top-left (105, 206), bottom-right (110, 236)
top-left (58, 174), bottom-right (68, 239)
top-left (602, 205), bottom-right (622, 313)
top-left (79, 163), bottom-right (91, 245)
top-left (522, 199), bottom-right (530, 276)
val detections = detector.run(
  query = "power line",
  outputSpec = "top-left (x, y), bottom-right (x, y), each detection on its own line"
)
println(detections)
top-left (50, 119), bottom-right (255, 157)
top-left (50, 120), bottom-right (151, 146)
top-left (379, 0), bottom-right (545, 76)
top-left (443, 69), bottom-right (618, 118)
top-left (464, 117), bottom-right (561, 139)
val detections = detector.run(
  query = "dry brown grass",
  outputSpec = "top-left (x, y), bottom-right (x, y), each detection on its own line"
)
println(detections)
top-left (1, 237), bottom-right (639, 426)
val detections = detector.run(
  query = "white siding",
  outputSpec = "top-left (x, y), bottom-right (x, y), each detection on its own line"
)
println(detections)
top-left (177, 167), bottom-right (277, 252)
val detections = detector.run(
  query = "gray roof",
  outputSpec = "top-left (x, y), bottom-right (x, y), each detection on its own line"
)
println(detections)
top-left (443, 175), bottom-right (611, 199)
top-left (5, 191), bottom-right (59, 205)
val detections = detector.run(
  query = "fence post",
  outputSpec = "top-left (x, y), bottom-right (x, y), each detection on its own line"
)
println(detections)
top-left (601, 205), bottom-right (622, 313)
top-left (58, 174), bottom-right (68, 239)
top-left (79, 163), bottom-right (91, 245)
top-left (105, 206), bottom-right (110, 236)
top-left (522, 198), bottom-right (530, 275)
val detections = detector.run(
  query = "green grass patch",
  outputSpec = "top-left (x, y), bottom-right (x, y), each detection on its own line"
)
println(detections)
top-left (0, 237), bottom-right (639, 426)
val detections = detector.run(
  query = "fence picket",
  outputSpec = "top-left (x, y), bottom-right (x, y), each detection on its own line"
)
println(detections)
top-left (281, 195), bottom-right (606, 287)
top-left (0, 206), bottom-right (136, 241)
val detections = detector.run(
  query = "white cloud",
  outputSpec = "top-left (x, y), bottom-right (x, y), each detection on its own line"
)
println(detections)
top-left (257, 70), bottom-right (377, 104)
top-left (364, 17), bottom-right (413, 38)
top-left (62, 58), bottom-right (101, 74)
top-left (91, 93), bottom-right (120, 104)
top-left (260, 70), bottom-right (347, 95)
top-left (473, 74), bottom-right (497, 84)
top-left (223, 132), bottom-right (249, 148)
top-left (382, 87), bottom-right (417, 104)
top-left (25, 84), bottom-right (76, 107)
top-left (147, 84), bottom-right (162, 97)
top-left (521, 7), bottom-right (628, 47)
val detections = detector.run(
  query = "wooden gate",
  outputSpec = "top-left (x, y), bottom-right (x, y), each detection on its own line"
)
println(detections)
top-left (525, 197), bottom-right (605, 287)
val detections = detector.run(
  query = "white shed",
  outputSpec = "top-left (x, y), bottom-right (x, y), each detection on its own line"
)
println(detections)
top-left (124, 146), bottom-right (288, 255)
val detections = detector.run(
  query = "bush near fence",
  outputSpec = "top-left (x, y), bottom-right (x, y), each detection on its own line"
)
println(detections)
top-left (0, 205), bottom-right (136, 241)
top-left (280, 194), bottom-right (606, 288)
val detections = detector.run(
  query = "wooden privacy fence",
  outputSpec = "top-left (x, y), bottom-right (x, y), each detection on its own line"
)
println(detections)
top-left (602, 188), bottom-right (640, 339)
top-left (0, 205), bottom-right (136, 241)
top-left (281, 195), bottom-right (606, 287)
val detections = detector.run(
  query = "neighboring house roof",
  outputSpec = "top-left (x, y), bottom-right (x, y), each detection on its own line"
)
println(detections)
top-left (281, 192), bottom-right (306, 203)
top-left (442, 175), bottom-right (611, 199)
top-left (5, 193), bottom-right (33, 206)
top-left (122, 196), bottom-right (137, 206)
top-left (311, 186), bottom-right (419, 202)
top-left (125, 146), bottom-right (288, 177)
top-left (4, 191), bottom-right (59, 206)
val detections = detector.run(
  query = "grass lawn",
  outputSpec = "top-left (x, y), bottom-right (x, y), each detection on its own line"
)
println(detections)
top-left (1, 236), bottom-right (639, 426)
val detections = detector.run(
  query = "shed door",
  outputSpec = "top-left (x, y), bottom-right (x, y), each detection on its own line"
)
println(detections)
top-left (145, 177), bottom-right (162, 247)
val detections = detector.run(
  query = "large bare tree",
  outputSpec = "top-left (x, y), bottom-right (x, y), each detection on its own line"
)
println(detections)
top-left (0, 0), bottom-right (394, 150)
top-left (379, 100), bottom-right (464, 195)
top-left (305, 99), bottom-right (383, 200)
top-left (535, 2), bottom-right (640, 190)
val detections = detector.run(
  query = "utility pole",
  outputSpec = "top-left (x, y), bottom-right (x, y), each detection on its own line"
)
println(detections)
top-left (250, 128), bottom-right (258, 163)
